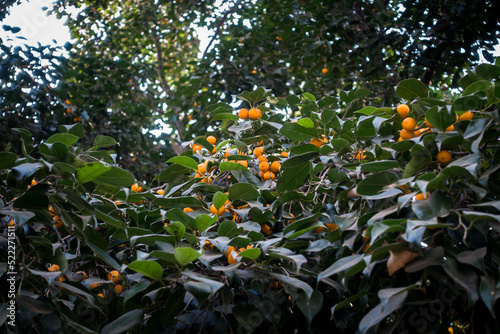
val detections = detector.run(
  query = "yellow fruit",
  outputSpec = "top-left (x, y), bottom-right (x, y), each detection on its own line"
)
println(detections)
top-left (198, 162), bottom-right (207, 175)
top-left (207, 135), bottom-right (216, 145)
top-left (445, 124), bottom-right (454, 132)
top-left (354, 151), bottom-right (366, 160)
top-left (437, 150), bottom-right (452, 164)
top-left (400, 129), bottom-right (414, 139)
top-left (183, 207), bottom-right (193, 213)
top-left (322, 68), bottom-right (328, 74)
top-left (425, 117), bottom-right (434, 128)
top-left (48, 264), bottom-right (60, 272)
top-left (459, 111), bottom-right (473, 121)
top-left (270, 161), bottom-right (281, 173)
top-left (157, 189), bottom-right (165, 195)
top-left (253, 146), bottom-right (264, 157)
top-left (280, 151), bottom-right (288, 158)
top-left (90, 283), bottom-right (100, 289)
top-left (210, 204), bottom-right (225, 216)
top-left (263, 171), bottom-right (276, 181)
top-left (238, 108), bottom-right (249, 119)
top-left (107, 270), bottom-right (120, 284)
top-left (131, 183), bottom-right (143, 193)
top-left (260, 223), bottom-right (271, 235)
top-left (401, 117), bottom-right (417, 131)
top-left (397, 104), bottom-right (410, 118)
top-left (413, 192), bottom-right (429, 201)
top-left (310, 138), bottom-right (325, 148)
top-left (248, 108), bottom-right (262, 120)
top-left (325, 223), bottom-right (338, 231)
top-left (257, 155), bottom-right (267, 163)
top-left (114, 284), bottom-right (123, 295)
top-left (259, 161), bottom-right (270, 172)
top-left (53, 216), bottom-right (64, 228)
top-left (76, 271), bottom-right (88, 281)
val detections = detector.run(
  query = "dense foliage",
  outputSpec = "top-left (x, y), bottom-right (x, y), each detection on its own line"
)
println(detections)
top-left (1, 60), bottom-right (500, 333)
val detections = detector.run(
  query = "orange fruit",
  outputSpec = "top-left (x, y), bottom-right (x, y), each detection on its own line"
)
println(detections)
top-left (53, 216), bottom-right (64, 228)
top-left (400, 129), bottom-right (414, 139)
top-left (437, 150), bottom-right (452, 164)
top-left (397, 104), bottom-right (410, 118)
top-left (260, 223), bottom-right (271, 235)
top-left (200, 177), bottom-right (213, 184)
top-left (354, 151), bottom-right (366, 160)
top-left (210, 204), bottom-right (225, 216)
top-left (445, 124), bottom-right (454, 132)
top-left (263, 171), bottom-right (276, 181)
top-left (237, 160), bottom-right (248, 168)
top-left (198, 162), bottom-right (207, 175)
top-left (270, 161), bottom-right (281, 173)
top-left (97, 293), bottom-right (105, 299)
top-left (253, 146), bottom-right (264, 157)
top-left (207, 136), bottom-right (216, 145)
top-left (226, 246), bottom-right (237, 258)
top-left (156, 189), bottom-right (165, 195)
top-left (48, 264), bottom-right (60, 272)
top-left (310, 138), bottom-right (324, 148)
top-left (325, 223), bottom-right (338, 231)
top-left (322, 68), bottom-right (328, 74)
top-left (248, 108), bottom-right (262, 120)
top-left (259, 161), bottom-right (270, 172)
top-left (114, 284), bottom-right (123, 295)
top-left (238, 108), bottom-right (249, 119)
top-left (48, 206), bottom-right (56, 215)
top-left (131, 183), bottom-right (143, 193)
top-left (31, 179), bottom-right (37, 186)
top-left (90, 282), bottom-right (100, 289)
top-left (257, 155), bottom-right (267, 163)
top-left (401, 117), bottom-right (417, 131)
top-left (280, 151), bottom-right (288, 158)
top-left (183, 207), bottom-right (193, 213)
top-left (7, 219), bottom-right (14, 226)
top-left (192, 144), bottom-right (202, 153)
top-left (459, 111), bottom-right (473, 121)
top-left (76, 271), bottom-right (88, 281)
top-left (107, 270), bottom-right (120, 284)
top-left (413, 192), bottom-right (429, 201)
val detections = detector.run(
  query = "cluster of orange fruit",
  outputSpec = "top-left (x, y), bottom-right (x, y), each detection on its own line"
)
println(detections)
top-left (48, 205), bottom-right (64, 228)
top-left (252, 146), bottom-right (282, 181)
top-left (238, 108), bottom-right (262, 120)
top-left (225, 245), bottom-right (252, 264)
top-left (190, 135), bottom-right (218, 155)
top-left (397, 104), bottom-right (474, 165)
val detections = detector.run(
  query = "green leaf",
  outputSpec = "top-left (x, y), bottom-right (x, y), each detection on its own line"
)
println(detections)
top-left (480, 276), bottom-right (500, 318)
top-left (360, 161), bottom-right (399, 172)
top-left (58, 123), bottom-right (85, 139)
top-left (213, 191), bottom-right (229, 210)
top-left (86, 241), bottom-right (121, 271)
top-left (162, 289), bottom-right (186, 326)
top-left (0, 152), bottom-right (17, 170)
top-left (329, 138), bottom-right (350, 151)
top-left (452, 95), bottom-right (483, 112)
top-left (359, 290), bottom-right (408, 334)
top-left (13, 192), bottom-right (48, 210)
top-left (127, 260), bottom-right (163, 280)
top-left (157, 164), bottom-right (190, 182)
top-left (101, 309), bottom-right (144, 334)
top-left (195, 214), bottom-right (217, 233)
top-left (217, 220), bottom-right (243, 237)
top-left (354, 106), bottom-right (378, 116)
top-left (76, 162), bottom-right (111, 184)
top-left (182, 272), bottom-right (224, 305)
top-left (228, 183), bottom-right (259, 201)
top-left (155, 197), bottom-right (203, 209)
top-left (12, 162), bottom-right (43, 183)
top-left (297, 290), bottom-right (323, 325)
top-left (46, 133), bottom-right (79, 146)
top-left (456, 247), bottom-right (486, 272)
top-left (277, 162), bottom-right (311, 194)
top-left (396, 78), bottom-right (428, 100)
top-left (356, 172), bottom-right (398, 196)
top-left (92, 166), bottom-right (135, 187)
top-left (279, 123), bottom-right (318, 141)
top-left (93, 135), bottom-right (117, 148)
top-left (210, 113), bottom-right (239, 121)
top-left (238, 247), bottom-right (261, 260)
top-left (317, 255), bottom-right (364, 281)
top-left (391, 140), bottom-right (414, 152)
top-left (174, 247), bottom-right (202, 266)
top-left (166, 221), bottom-right (186, 241)
top-left (219, 161), bottom-right (249, 172)
top-left (297, 118), bottom-right (315, 128)
top-left (425, 106), bottom-right (456, 131)
top-left (167, 156), bottom-right (198, 170)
